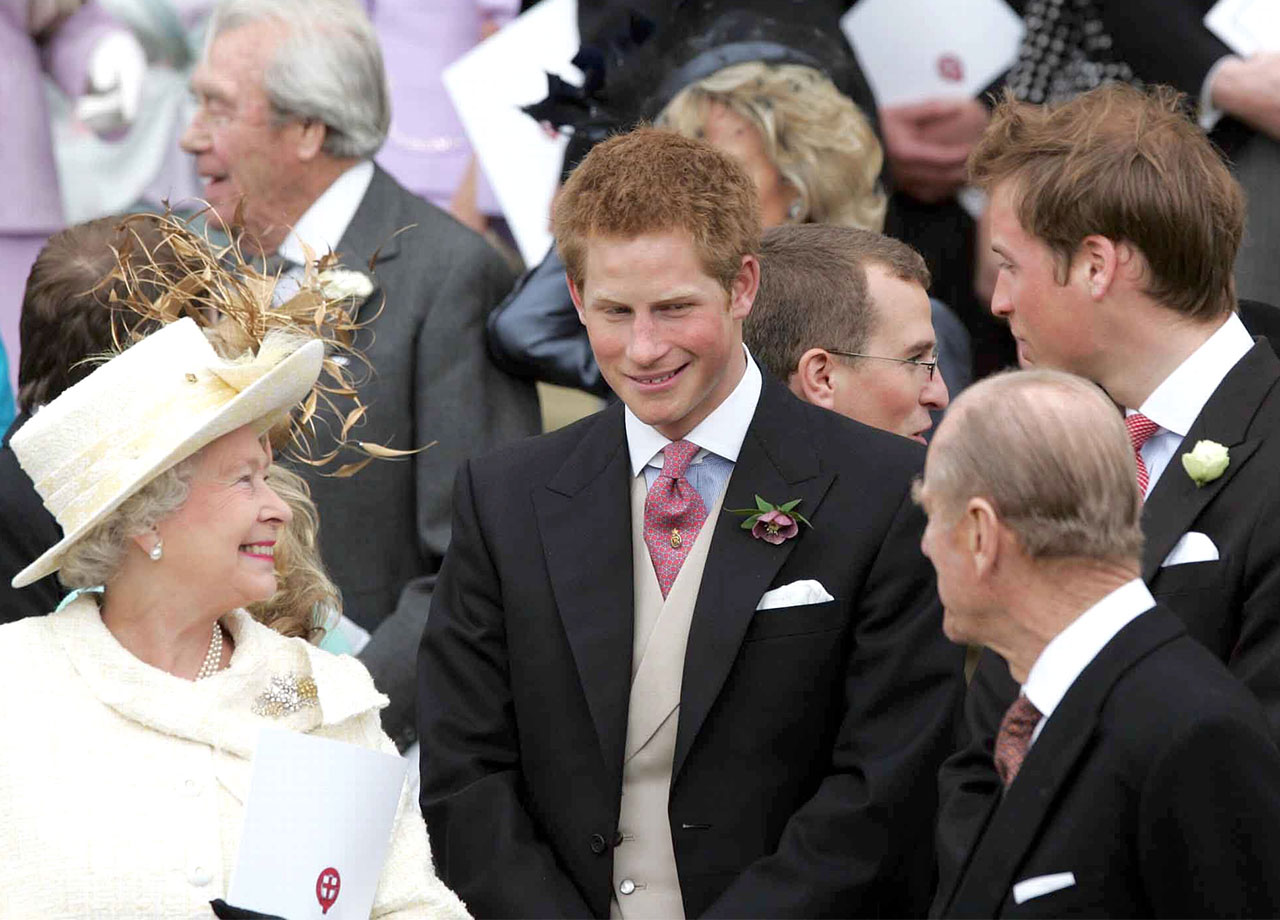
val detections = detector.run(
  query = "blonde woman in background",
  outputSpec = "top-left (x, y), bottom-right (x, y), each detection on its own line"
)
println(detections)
top-left (659, 60), bottom-right (886, 232)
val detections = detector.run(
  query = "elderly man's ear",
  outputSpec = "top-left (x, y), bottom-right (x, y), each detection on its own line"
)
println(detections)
top-left (966, 497), bottom-right (1002, 578)
top-left (788, 348), bottom-right (842, 410)
top-left (292, 118), bottom-right (328, 162)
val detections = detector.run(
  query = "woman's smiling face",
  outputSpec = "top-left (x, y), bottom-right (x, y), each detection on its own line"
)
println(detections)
top-left (155, 424), bottom-right (293, 612)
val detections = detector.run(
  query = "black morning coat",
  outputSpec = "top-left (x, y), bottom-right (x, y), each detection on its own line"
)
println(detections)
top-left (417, 373), bottom-right (965, 918)
top-left (936, 339), bottom-right (1280, 911)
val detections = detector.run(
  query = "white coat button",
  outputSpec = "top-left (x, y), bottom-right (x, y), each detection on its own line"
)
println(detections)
top-left (181, 777), bottom-right (200, 797)
top-left (189, 865), bottom-right (213, 886)
top-left (619, 879), bottom-right (636, 895)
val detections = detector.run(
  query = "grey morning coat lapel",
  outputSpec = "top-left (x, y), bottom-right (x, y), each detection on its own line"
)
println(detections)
top-left (941, 610), bottom-right (1185, 918)
top-left (672, 377), bottom-right (835, 781)
top-left (1140, 339), bottom-right (1280, 581)
top-left (333, 166), bottom-right (405, 323)
top-left (533, 403), bottom-right (635, 794)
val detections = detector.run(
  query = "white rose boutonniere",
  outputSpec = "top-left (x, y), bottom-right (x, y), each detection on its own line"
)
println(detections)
top-left (317, 268), bottom-right (374, 302)
top-left (1181, 439), bottom-right (1229, 487)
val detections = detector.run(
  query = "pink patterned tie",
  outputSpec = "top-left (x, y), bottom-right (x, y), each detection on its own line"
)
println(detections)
top-left (643, 440), bottom-right (708, 598)
top-left (1125, 413), bottom-right (1160, 497)
top-left (994, 694), bottom-right (1042, 788)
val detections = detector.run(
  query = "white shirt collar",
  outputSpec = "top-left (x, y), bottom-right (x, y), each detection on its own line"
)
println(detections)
top-left (625, 345), bottom-right (762, 476)
top-left (1022, 578), bottom-right (1155, 725)
top-left (1134, 312), bottom-right (1254, 435)
top-left (276, 160), bottom-right (375, 264)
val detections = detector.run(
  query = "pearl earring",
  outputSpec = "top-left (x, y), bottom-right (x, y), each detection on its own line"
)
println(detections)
top-left (149, 539), bottom-right (163, 562)
top-left (788, 198), bottom-right (804, 221)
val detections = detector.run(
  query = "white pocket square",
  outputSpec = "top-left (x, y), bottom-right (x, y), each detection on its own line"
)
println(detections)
top-left (755, 579), bottom-right (834, 611)
top-left (1160, 531), bottom-right (1220, 567)
top-left (1013, 872), bottom-right (1076, 905)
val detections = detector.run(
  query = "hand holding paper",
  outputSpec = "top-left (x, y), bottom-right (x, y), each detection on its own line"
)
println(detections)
top-left (1210, 53), bottom-right (1280, 142)
top-left (880, 98), bottom-right (989, 202)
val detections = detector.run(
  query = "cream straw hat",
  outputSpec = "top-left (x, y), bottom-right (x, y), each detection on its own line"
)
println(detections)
top-left (11, 317), bottom-right (324, 588)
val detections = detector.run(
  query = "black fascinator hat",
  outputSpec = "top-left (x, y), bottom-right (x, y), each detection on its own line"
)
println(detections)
top-left (524, 0), bottom-right (878, 178)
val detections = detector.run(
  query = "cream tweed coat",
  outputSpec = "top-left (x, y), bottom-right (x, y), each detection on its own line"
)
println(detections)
top-left (0, 596), bottom-right (470, 919)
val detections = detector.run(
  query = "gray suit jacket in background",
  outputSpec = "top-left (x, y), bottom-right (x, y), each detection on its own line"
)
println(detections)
top-left (297, 166), bottom-right (541, 747)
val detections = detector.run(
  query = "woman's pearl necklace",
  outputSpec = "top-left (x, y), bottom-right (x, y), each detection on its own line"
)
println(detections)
top-left (195, 622), bottom-right (224, 681)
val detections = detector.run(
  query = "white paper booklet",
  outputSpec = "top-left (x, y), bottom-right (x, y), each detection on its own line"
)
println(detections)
top-left (840, 0), bottom-right (1024, 106)
top-left (227, 728), bottom-right (408, 919)
top-left (443, 0), bottom-right (581, 266)
top-left (1205, 0), bottom-right (1280, 55)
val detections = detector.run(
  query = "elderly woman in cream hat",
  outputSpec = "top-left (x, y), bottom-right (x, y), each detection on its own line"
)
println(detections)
top-left (0, 317), bottom-right (468, 918)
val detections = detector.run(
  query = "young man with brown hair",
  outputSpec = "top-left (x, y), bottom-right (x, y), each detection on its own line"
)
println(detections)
top-left (748, 224), bottom-right (950, 443)
top-left (937, 82), bottom-right (1280, 905)
top-left (418, 127), bottom-right (963, 918)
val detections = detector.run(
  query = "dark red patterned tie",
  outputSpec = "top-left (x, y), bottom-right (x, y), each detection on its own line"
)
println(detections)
top-left (643, 440), bottom-right (708, 598)
top-left (994, 694), bottom-right (1042, 788)
top-left (1125, 413), bottom-right (1160, 496)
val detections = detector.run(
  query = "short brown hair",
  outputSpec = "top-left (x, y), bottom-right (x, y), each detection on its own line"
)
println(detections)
top-left (18, 216), bottom-right (167, 414)
top-left (925, 368), bottom-right (1143, 561)
top-left (970, 83), bottom-right (1244, 321)
top-left (554, 126), bottom-right (761, 293)
top-left (747, 224), bottom-right (930, 381)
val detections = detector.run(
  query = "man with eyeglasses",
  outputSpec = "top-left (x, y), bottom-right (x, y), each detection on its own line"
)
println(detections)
top-left (747, 224), bottom-right (952, 443)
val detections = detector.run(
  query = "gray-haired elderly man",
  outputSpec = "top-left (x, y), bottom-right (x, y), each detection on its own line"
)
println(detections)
top-left (919, 369), bottom-right (1280, 918)
top-left (181, 0), bottom-right (540, 746)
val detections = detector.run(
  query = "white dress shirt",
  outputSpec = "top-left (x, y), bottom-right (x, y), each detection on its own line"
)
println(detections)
top-left (1127, 312), bottom-right (1254, 497)
top-left (1022, 578), bottom-right (1157, 746)
top-left (625, 345), bottom-right (762, 510)
top-left (272, 159), bottom-right (375, 300)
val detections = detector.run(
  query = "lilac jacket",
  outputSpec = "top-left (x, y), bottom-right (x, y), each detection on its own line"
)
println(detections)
top-left (1, 0), bottom-right (120, 233)
top-left (369, 0), bottom-right (518, 211)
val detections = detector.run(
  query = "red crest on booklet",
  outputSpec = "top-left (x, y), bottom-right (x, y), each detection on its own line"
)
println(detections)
top-left (316, 867), bottom-right (341, 914)
top-left (937, 53), bottom-right (964, 82)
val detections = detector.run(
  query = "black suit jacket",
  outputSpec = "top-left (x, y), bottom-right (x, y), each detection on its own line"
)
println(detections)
top-left (417, 374), bottom-right (965, 918)
top-left (936, 338), bottom-right (1280, 906)
top-left (0, 414), bottom-right (61, 622)
top-left (938, 605), bottom-right (1280, 918)
top-left (293, 167), bottom-right (540, 747)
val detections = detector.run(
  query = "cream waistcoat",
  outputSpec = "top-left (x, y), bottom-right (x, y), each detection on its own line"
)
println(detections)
top-left (611, 476), bottom-right (727, 919)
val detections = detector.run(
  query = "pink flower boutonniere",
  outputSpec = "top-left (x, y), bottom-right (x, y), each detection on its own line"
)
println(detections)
top-left (728, 495), bottom-right (812, 545)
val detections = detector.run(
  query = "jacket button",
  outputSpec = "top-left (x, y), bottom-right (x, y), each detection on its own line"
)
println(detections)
top-left (589, 833), bottom-right (606, 854)
top-left (620, 878), bottom-right (637, 895)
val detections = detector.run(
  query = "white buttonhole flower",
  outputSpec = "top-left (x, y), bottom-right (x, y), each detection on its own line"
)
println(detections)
top-left (317, 269), bottom-right (374, 302)
top-left (1181, 439), bottom-right (1229, 487)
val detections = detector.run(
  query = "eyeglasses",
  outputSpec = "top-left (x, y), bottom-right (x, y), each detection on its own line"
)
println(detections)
top-left (824, 349), bottom-right (939, 380)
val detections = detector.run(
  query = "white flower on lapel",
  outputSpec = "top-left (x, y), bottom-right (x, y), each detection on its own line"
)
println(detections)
top-left (1181, 439), bottom-right (1229, 487)
top-left (317, 268), bottom-right (373, 302)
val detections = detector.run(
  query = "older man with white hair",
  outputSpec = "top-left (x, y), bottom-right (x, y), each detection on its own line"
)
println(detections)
top-left (919, 369), bottom-right (1280, 918)
top-left (181, 0), bottom-right (541, 747)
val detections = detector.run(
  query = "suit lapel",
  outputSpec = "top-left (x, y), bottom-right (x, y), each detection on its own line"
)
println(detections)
top-left (1141, 340), bottom-right (1280, 579)
top-left (532, 404), bottom-right (635, 785)
top-left (947, 610), bottom-right (1184, 917)
top-left (334, 166), bottom-right (405, 323)
top-left (673, 380), bottom-right (834, 779)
